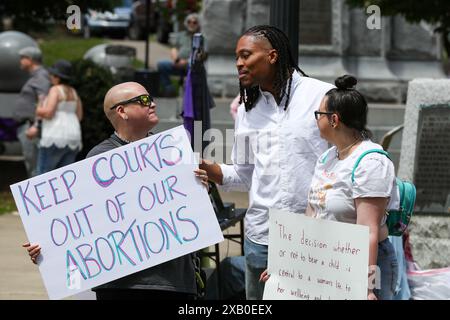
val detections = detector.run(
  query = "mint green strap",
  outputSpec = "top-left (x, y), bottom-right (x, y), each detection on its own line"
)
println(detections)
top-left (351, 149), bottom-right (391, 183)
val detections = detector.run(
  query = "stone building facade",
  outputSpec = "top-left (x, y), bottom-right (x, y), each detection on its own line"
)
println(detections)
top-left (202, 0), bottom-right (446, 102)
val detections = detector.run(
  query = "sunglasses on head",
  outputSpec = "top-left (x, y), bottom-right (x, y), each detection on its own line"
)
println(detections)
top-left (110, 94), bottom-right (153, 110)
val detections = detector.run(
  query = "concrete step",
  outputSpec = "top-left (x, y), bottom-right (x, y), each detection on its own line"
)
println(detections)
top-left (155, 98), bottom-right (406, 125)
top-left (367, 103), bottom-right (405, 127)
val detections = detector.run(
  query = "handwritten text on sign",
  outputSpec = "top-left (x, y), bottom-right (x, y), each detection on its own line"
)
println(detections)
top-left (263, 209), bottom-right (369, 300)
top-left (10, 126), bottom-right (224, 300)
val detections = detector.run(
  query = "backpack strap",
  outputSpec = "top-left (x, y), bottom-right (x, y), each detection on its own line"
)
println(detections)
top-left (351, 149), bottom-right (391, 183)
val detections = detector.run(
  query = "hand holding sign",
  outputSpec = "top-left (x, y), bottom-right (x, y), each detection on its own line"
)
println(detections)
top-left (12, 126), bottom-right (223, 300)
top-left (263, 209), bottom-right (369, 300)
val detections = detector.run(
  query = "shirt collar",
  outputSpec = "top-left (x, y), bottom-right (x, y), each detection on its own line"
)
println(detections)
top-left (258, 70), bottom-right (302, 106)
top-left (30, 66), bottom-right (43, 76)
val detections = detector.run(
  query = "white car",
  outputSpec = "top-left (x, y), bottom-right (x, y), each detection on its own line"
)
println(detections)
top-left (83, 0), bottom-right (133, 38)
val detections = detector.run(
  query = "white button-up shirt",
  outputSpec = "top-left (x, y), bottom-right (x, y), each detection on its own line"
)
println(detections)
top-left (220, 71), bottom-right (334, 245)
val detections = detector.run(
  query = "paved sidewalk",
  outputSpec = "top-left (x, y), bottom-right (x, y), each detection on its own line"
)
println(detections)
top-left (0, 190), bottom-right (248, 300)
top-left (109, 39), bottom-right (171, 69)
top-left (0, 213), bottom-right (47, 299)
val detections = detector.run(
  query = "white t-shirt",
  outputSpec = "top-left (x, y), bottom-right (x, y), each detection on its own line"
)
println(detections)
top-left (308, 140), bottom-right (399, 225)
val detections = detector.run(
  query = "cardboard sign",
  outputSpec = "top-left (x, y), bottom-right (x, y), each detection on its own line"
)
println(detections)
top-left (11, 126), bottom-right (224, 300)
top-left (263, 209), bottom-right (369, 300)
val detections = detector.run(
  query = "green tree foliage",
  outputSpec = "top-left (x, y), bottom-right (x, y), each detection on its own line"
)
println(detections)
top-left (157, 0), bottom-right (202, 27)
top-left (0, 0), bottom-right (121, 32)
top-left (346, 0), bottom-right (450, 58)
top-left (70, 59), bottom-right (115, 160)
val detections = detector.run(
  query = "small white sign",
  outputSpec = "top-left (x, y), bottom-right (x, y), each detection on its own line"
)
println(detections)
top-left (263, 209), bottom-right (369, 300)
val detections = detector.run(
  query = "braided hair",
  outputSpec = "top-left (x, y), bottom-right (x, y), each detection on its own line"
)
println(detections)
top-left (239, 25), bottom-right (308, 111)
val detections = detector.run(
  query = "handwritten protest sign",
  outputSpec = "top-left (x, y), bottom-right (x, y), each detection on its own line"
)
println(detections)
top-left (263, 209), bottom-right (369, 300)
top-left (10, 126), bottom-right (224, 300)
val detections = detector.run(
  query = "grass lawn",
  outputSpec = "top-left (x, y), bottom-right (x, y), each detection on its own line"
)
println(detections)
top-left (36, 26), bottom-right (144, 68)
top-left (0, 191), bottom-right (17, 215)
top-left (40, 37), bottom-right (106, 67)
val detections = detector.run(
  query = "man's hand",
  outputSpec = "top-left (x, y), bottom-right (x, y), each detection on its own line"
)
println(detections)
top-left (22, 242), bottom-right (41, 264)
top-left (367, 289), bottom-right (378, 300)
top-left (194, 168), bottom-right (209, 191)
top-left (174, 58), bottom-right (188, 69)
top-left (259, 269), bottom-right (270, 282)
top-left (25, 125), bottom-right (39, 140)
top-left (199, 159), bottom-right (223, 185)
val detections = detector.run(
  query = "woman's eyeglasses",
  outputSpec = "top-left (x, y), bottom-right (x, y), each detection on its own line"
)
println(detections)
top-left (314, 111), bottom-right (334, 120)
top-left (110, 94), bottom-right (154, 110)
top-left (188, 20), bottom-right (198, 25)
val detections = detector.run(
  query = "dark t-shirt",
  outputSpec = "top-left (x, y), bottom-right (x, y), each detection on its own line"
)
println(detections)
top-left (13, 67), bottom-right (51, 121)
top-left (87, 133), bottom-right (197, 294)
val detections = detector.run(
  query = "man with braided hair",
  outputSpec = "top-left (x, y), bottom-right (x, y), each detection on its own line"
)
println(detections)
top-left (201, 25), bottom-right (334, 300)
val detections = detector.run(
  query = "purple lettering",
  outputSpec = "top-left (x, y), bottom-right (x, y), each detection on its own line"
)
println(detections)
top-left (159, 134), bottom-right (183, 166)
top-left (165, 175), bottom-right (187, 198)
top-left (124, 149), bottom-right (142, 173)
top-left (136, 224), bottom-right (150, 259)
top-left (175, 206), bottom-right (199, 242)
top-left (50, 218), bottom-right (69, 246)
top-left (138, 186), bottom-right (156, 212)
top-left (138, 142), bottom-right (160, 172)
top-left (92, 157), bottom-right (115, 188)
top-left (76, 204), bottom-right (94, 234)
top-left (143, 221), bottom-right (165, 254)
top-left (48, 177), bottom-right (69, 205)
top-left (17, 182), bottom-right (41, 215)
top-left (34, 181), bottom-right (52, 210)
top-left (75, 244), bottom-right (102, 279)
top-left (159, 211), bottom-right (183, 249)
top-left (110, 153), bottom-right (128, 179)
top-left (66, 249), bottom-right (87, 281)
top-left (60, 170), bottom-right (77, 198)
top-left (94, 237), bottom-right (116, 271)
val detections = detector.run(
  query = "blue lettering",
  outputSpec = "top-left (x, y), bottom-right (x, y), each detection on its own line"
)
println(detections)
top-left (92, 157), bottom-right (115, 188)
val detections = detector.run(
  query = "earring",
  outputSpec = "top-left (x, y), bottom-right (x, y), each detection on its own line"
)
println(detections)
top-left (124, 115), bottom-right (128, 120)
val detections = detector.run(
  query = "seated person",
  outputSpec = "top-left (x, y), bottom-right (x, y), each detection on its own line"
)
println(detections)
top-left (157, 13), bottom-right (207, 96)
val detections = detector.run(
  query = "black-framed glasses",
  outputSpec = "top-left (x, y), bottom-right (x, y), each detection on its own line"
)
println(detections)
top-left (314, 111), bottom-right (334, 120)
top-left (110, 94), bottom-right (154, 110)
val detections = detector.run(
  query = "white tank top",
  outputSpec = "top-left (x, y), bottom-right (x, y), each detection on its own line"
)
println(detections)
top-left (40, 86), bottom-right (82, 150)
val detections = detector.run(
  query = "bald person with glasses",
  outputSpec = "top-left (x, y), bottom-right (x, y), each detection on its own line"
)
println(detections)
top-left (23, 81), bottom-right (209, 300)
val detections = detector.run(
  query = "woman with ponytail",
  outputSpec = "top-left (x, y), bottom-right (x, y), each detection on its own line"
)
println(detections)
top-left (261, 75), bottom-right (399, 300)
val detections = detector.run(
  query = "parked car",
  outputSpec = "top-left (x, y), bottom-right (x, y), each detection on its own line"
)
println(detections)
top-left (83, 0), bottom-right (133, 38)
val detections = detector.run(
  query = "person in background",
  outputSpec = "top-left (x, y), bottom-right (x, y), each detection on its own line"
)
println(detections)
top-left (261, 75), bottom-right (399, 300)
top-left (24, 81), bottom-right (210, 300)
top-left (200, 25), bottom-right (334, 300)
top-left (229, 94), bottom-right (240, 121)
top-left (13, 46), bottom-right (51, 177)
top-left (157, 13), bottom-right (206, 97)
top-left (34, 59), bottom-right (82, 175)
